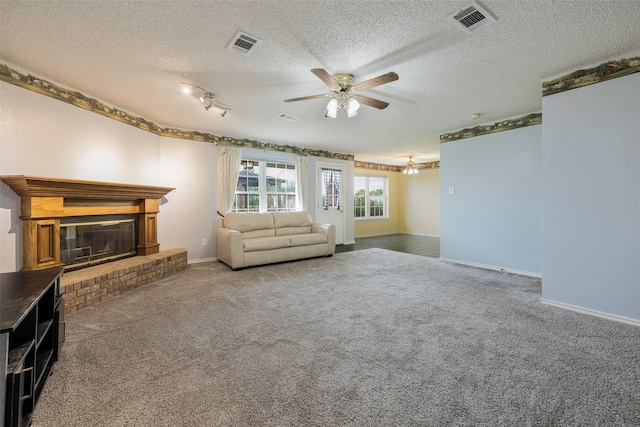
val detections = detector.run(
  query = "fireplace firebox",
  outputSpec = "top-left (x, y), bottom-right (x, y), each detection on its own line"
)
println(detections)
top-left (0, 176), bottom-right (174, 271)
top-left (60, 215), bottom-right (138, 270)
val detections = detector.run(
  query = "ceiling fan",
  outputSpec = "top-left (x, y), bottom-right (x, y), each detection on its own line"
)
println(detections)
top-left (284, 68), bottom-right (399, 118)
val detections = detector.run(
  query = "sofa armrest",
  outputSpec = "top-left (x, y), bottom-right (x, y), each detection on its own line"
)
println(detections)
top-left (312, 223), bottom-right (336, 254)
top-left (216, 227), bottom-right (245, 269)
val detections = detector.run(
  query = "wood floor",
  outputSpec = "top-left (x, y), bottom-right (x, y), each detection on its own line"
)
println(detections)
top-left (335, 233), bottom-right (440, 258)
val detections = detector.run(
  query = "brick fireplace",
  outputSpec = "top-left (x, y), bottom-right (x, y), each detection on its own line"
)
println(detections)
top-left (1, 176), bottom-right (188, 314)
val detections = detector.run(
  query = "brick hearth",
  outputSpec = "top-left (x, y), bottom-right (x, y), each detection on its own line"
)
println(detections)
top-left (60, 248), bottom-right (187, 314)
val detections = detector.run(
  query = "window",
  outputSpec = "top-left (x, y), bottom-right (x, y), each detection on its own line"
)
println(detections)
top-left (266, 162), bottom-right (297, 212)
top-left (354, 175), bottom-right (388, 219)
top-left (232, 159), bottom-right (297, 213)
top-left (321, 167), bottom-right (342, 210)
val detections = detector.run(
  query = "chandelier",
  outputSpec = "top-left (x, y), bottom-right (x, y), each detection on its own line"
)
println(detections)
top-left (401, 156), bottom-right (419, 175)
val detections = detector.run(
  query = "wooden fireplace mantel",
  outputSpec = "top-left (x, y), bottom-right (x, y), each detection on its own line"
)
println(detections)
top-left (1, 175), bottom-right (174, 271)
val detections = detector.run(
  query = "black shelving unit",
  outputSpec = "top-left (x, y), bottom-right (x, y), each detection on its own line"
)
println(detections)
top-left (1, 268), bottom-right (64, 427)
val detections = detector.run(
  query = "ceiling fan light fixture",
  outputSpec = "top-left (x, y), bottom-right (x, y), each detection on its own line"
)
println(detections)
top-left (326, 98), bottom-right (338, 118)
top-left (347, 98), bottom-right (360, 117)
top-left (284, 69), bottom-right (398, 118)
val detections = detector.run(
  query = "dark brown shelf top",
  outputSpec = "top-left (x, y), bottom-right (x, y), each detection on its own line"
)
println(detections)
top-left (1, 268), bottom-right (63, 333)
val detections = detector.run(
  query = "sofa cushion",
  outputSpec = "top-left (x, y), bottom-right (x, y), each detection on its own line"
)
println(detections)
top-left (276, 226), bottom-right (312, 236)
top-left (244, 236), bottom-right (290, 252)
top-left (242, 229), bottom-right (276, 239)
top-left (272, 211), bottom-right (312, 228)
top-left (224, 212), bottom-right (274, 233)
top-left (289, 233), bottom-right (328, 247)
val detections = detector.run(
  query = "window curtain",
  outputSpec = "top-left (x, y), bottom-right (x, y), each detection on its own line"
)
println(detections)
top-left (321, 167), bottom-right (341, 209)
top-left (217, 146), bottom-right (242, 214)
top-left (295, 155), bottom-right (308, 212)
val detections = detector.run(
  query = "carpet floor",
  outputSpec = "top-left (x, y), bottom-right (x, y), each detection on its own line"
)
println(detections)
top-left (31, 249), bottom-right (639, 426)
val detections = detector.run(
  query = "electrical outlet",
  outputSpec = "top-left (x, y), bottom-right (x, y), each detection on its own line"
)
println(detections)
top-left (448, 186), bottom-right (455, 195)
top-left (201, 239), bottom-right (207, 247)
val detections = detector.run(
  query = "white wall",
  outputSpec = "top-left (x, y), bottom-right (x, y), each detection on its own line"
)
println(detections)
top-left (541, 72), bottom-right (640, 322)
top-left (440, 124), bottom-right (542, 276)
top-left (0, 83), bottom-right (162, 183)
top-left (159, 137), bottom-right (219, 262)
top-left (0, 80), bottom-right (353, 271)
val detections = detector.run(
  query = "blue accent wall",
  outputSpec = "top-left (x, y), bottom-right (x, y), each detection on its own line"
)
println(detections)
top-left (440, 124), bottom-right (542, 275)
top-left (542, 72), bottom-right (640, 321)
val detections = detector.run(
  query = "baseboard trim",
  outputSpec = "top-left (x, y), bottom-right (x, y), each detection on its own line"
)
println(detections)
top-left (353, 232), bottom-right (440, 239)
top-left (401, 232), bottom-right (440, 238)
top-left (342, 240), bottom-right (356, 246)
top-left (439, 257), bottom-right (542, 278)
top-left (353, 232), bottom-right (397, 238)
top-left (188, 257), bottom-right (217, 264)
top-left (540, 299), bottom-right (640, 326)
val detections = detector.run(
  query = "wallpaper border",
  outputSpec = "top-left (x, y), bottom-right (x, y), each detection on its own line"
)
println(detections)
top-left (355, 160), bottom-right (440, 172)
top-left (542, 56), bottom-right (640, 97)
top-left (0, 63), bottom-right (354, 162)
top-left (440, 113), bottom-right (542, 143)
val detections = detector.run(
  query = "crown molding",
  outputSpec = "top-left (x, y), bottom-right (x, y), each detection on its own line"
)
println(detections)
top-left (0, 63), bottom-right (354, 162)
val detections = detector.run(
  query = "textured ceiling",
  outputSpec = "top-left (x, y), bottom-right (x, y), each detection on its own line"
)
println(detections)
top-left (1, 1), bottom-right (639, 165)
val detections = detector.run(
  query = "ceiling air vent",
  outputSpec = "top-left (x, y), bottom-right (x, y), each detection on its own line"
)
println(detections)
top-left (227, 31), bottom-right (262, 55)
top-left (450, 2), bottom-right (496, 33)
top-left (277, 113), bottom-right (299, 121)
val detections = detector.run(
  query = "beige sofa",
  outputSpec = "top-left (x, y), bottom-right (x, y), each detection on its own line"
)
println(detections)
top-left (216, 211), bottom-right (335, 269)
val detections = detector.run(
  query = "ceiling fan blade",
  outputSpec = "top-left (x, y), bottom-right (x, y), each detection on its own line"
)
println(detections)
top-left (311, 68), bottom-right (341, 91)
top-left (284, 94), bottom-right (330, 103)
top-left (352, 71), bottom-right (399, 92)
top-left (354, 95), bottom-right (389, 110)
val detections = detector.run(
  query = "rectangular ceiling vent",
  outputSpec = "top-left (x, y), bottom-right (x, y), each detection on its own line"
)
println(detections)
top-left (277, 113), bottom-right (299, 121)
top-left (227, 31), bottom-right (262, 55)
top-left (450, 2), bottom-right (496, 33)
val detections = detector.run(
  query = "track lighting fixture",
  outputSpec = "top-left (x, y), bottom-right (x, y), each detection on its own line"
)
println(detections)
top-left (181, 82), bottom-right (231, 118)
